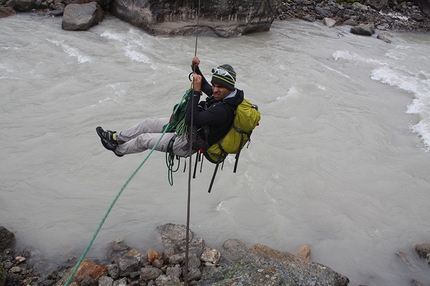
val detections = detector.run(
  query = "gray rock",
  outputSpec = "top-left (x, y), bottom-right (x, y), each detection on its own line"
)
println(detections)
top-left (110, 0), bottom-right (279, 37)
top-left (117, 256), bottom-right (139, 277)
top-left (186, 267), bottom-right (201, 281)
top-left (98, 275), bottom-right (114, 286)
top-left (105, 264), bottom-right (120, 280)
top-left (62, 2), bottom-right (104, 31)
top-left (315, 6), bottom-right (332, 17)
top-left (200, 247), bottom-right (221, 265)
top-left (0, 226), bottom-right (15, 253)
top-left (415, 242), bottom-right (430, 261)
top-left (197, 259), bottom-right (282, 286)
top-left (198, 241), bottom-right (349, 286)
top-left (5, 0), bottom-right (35, 12)
top-left (169, 253), bottom-right (185, 265)
top-left (366, 0), bottom-right (387, 11)
top-left (323, 17), bottom-right (337, 27)
top-left (412, 279), bottom-right (427, 286)
top-left (350, 23), bottom-right (375, 35)
top-left (166, 265), bottom-right (181, 278)
top-left (414, 0), bottom-right (430, 17)
top-left (155, 223), bottom-right (205, 252)
top-left (187, 253), bottom-right (201, 269)
top-left (343, 18), bottom-right (357, 26)
top-left (140, 267), bottom-right (162, 281)
top-left (220, 238), bottom-right (248, 263)
top-left (112, 277), bottom-right (127, 286)
top-left (0, 6), bottom-right (16, 18)
top-left (352, 2), bottom-right (369, 11)
top-left (155, 274), bottom-right (181, 285)
top-left (151, 258), bottom-right (164, 269)
top-left (377, 31), bottom-right (392, 43)
top-left (161, 245), bottom-right (176, 262)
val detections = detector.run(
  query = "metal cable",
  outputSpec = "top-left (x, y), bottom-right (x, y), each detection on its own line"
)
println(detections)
top-left (185, 0), bottom-right (201, 284)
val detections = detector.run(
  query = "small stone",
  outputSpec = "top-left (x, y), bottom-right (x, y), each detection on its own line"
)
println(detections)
top-left (15, 256), bottom-right (26, 263)
top-left (296, 244), bottom-right (311, 261)
top-left (113, 277), bottom-right (127, 286)
top-left (140, 267), bottom-right (163, 281)
top-left (200, 247), bottom-right (221, 265)
top-left (98, 275), bottom-right (114, 286)
top-left (106, 264), bottom-right (120, 280)
top-left (166, 265), bottom-right (182, 278)
top-left (10, 266), bottom-right (21, 273)
top-left (152, 258), bottom-right (164, 269)
top-left (323, 17), bottom-right (336, 27)
top-left (169, 253), bottom-right (185, 265)
top-left (117, 256), bottom-right (139, 277)
top-left (187, 268), bottom-right (201, 281)
top-left (162, 246), bottom-right (176, 262)
top-left (147, 249), bottom-right (160, 263)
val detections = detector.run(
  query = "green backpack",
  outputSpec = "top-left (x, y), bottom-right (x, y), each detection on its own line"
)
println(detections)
top-left (199, 98), bottom-right (260, 192)
top-left (204, 98), bottom-right (260, 166)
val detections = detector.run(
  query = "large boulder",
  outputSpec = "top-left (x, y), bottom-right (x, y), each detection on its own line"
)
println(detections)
top-left (198, 240), bottom-right (350, 286)
top-left (155, 223), bottom-right (205, 252)
top-left (5, 0), bottom-right (35, 12)
top-left (62, 2), bottom-right (104, 31)
top-left (110, 0), bottom-right (281, 37)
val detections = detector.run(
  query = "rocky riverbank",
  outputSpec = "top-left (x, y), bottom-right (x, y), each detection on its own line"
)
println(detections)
top-left (2, 224), bottom-right (430, 286)
top-left (1, 0), bottom-right (430, 35)
top-left (277, 0), bottom-right (430, 32)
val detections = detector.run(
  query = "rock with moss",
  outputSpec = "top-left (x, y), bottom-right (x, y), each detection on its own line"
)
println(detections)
top-left (197, 239), bottom-right (349, 286)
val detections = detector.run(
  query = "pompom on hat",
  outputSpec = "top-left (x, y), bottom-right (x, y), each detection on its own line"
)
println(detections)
top-left (211, 64), bottom-right (236, 91)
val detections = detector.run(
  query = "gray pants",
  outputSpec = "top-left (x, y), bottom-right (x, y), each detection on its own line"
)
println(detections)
top-left (115, 118), bottom-right (194, 157)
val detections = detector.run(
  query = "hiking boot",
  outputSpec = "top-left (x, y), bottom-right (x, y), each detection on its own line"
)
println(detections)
top-left (96, 126), bottom-right (118, 151)
top-left (99, 137), bottom-right (124, 157)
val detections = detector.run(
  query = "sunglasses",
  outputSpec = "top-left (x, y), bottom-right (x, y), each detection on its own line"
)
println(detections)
top-left (211, 67), bottom-right (236, 83)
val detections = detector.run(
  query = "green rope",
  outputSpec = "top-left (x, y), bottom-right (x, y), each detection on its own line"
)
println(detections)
top-left (64, 95), bottom-right (184, 286)
top-left (175, 118), bottom-right (188, 138)
top-left (164, 87), bottom-right (192, 185)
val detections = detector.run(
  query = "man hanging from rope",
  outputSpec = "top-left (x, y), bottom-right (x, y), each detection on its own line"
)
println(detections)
top-left (96, 56), bottom-right (244, 157)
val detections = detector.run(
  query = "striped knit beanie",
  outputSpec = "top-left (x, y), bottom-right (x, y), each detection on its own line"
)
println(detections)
top-left (211, 64), bottom-right (236, 91)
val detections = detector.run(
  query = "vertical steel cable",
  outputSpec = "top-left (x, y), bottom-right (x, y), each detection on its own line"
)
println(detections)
top-left (185, 0), bottom-right (201, 284)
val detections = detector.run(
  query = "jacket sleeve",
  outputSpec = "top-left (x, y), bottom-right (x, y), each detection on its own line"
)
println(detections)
top-left (193, 66), bottom-right (213, 96)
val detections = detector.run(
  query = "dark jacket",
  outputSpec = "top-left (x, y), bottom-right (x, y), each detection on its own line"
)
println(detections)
top-left (185, 66), bottom-right (244, 145)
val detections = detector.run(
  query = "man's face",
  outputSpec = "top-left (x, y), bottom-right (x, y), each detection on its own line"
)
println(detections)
top-left (212, 84), bottom-right (231, 101)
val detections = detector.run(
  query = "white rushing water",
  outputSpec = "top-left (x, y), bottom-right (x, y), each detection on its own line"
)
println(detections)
top-left (1, 13), bottom-right (430, 285)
